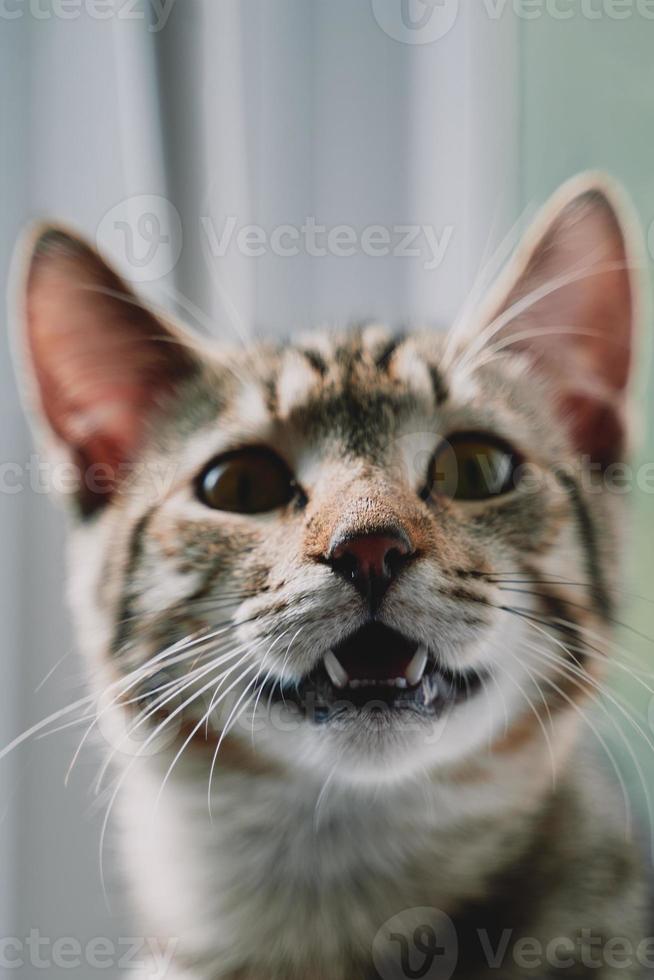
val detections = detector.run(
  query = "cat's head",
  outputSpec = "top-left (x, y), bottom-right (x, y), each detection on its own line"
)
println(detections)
top-left (13, 175), bottom-right (641, 786)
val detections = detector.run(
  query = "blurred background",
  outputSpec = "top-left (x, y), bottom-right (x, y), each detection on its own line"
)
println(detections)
top-left (2, 1), bottom-right (654, 976)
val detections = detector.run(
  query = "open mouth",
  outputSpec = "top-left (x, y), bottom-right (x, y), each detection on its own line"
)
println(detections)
top-left (266, 622), bottom-right (485, 723)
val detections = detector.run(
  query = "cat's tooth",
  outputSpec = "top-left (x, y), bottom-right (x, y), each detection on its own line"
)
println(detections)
top-left (395, 677), bottom-right (407, 689)
top-left (324, 651), bottom-right (349, 689)
top-left (405, 645), bottom-right (428, 686)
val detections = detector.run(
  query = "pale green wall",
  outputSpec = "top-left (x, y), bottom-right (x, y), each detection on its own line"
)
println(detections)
top-left (521, 12), bottom-right (654, 823)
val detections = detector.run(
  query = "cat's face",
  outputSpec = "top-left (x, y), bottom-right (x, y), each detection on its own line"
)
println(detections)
top-left (15, 177), bottom-right (638, 786)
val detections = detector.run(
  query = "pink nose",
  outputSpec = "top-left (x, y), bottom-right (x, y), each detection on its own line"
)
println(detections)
top-left (328, 531), bottom-right (414, 607)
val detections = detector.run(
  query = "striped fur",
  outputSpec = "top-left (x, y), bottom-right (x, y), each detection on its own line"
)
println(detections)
top-left (16, 176), bottom-right (650, 978)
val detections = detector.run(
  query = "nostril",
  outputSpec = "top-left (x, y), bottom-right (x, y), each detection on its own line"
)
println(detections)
top-left (327, 529), bottom-right (415, 605)
top-left (332, 550), bottom-right (358, 582)
top-left (385, 546), bottom-right (407, 577)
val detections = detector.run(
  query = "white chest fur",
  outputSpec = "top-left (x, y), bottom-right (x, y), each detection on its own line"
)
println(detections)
top-left (114, 747), bottom-right (547, 980)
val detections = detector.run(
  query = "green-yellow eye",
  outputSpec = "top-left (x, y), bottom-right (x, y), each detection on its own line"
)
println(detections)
top-left (425, 435), bottom-right (520, 502)
top-left (196, 449), bottom-right (297, 514)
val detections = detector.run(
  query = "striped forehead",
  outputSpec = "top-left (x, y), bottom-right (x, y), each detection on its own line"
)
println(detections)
top-left (270, 332), bottom-right (447, 450)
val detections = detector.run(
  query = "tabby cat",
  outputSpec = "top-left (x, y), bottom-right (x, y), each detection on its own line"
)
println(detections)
top-left (13, 175), bottom-right (651, 978)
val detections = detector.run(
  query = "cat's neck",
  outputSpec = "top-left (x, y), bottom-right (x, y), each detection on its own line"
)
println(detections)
top-left (116, 738), bottom-right (569, 979)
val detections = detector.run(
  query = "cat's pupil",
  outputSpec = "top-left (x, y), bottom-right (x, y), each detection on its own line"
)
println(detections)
top-left (426, 435), bottom-right (520, 502)
top-left (196, 449), bottom-right (296, 514)
top-left (238, 472), bottom-right (252, 507)
top-left (464, 458), bottom-right (483, 493)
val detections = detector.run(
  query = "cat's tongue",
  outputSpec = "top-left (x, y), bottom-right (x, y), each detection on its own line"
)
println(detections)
top-left (327, 623), bottom-right (425, 686)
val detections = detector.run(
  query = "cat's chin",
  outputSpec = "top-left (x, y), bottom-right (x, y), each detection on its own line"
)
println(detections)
top-left (249, 679), bottom-right (497, 788)
top-left (261, 712), bottom-right (473, 788)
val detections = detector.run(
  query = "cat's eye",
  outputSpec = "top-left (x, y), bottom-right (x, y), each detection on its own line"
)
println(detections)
top-left (424, 434), bottom-right (520, 502)
top-left (196, 449), bottom-right (297, 514)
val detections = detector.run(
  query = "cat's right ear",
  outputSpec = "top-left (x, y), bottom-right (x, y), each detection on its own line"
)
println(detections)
top-left (469, 175), bottom-right (643, 469)
top-left (12, 225), bottom-right (201, 516)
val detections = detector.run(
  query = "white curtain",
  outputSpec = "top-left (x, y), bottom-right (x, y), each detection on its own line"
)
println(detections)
top-left (0, 1), bottom-right (518, 968)
top-left (154, 1), bottom-right (518, 335)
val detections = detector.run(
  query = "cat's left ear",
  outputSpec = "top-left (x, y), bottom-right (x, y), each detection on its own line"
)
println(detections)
top-left (476, 174), bottom-right (642, 468)
top-left (13, 225), bottom-right (202, 515)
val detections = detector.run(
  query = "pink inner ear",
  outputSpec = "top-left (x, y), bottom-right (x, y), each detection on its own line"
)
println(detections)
top-left (25, 230), bottom-right (197, 511)
top-left (485, 187), bottom-right (634, 467)
top-left (558, 392), bottom-right (626, 472)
